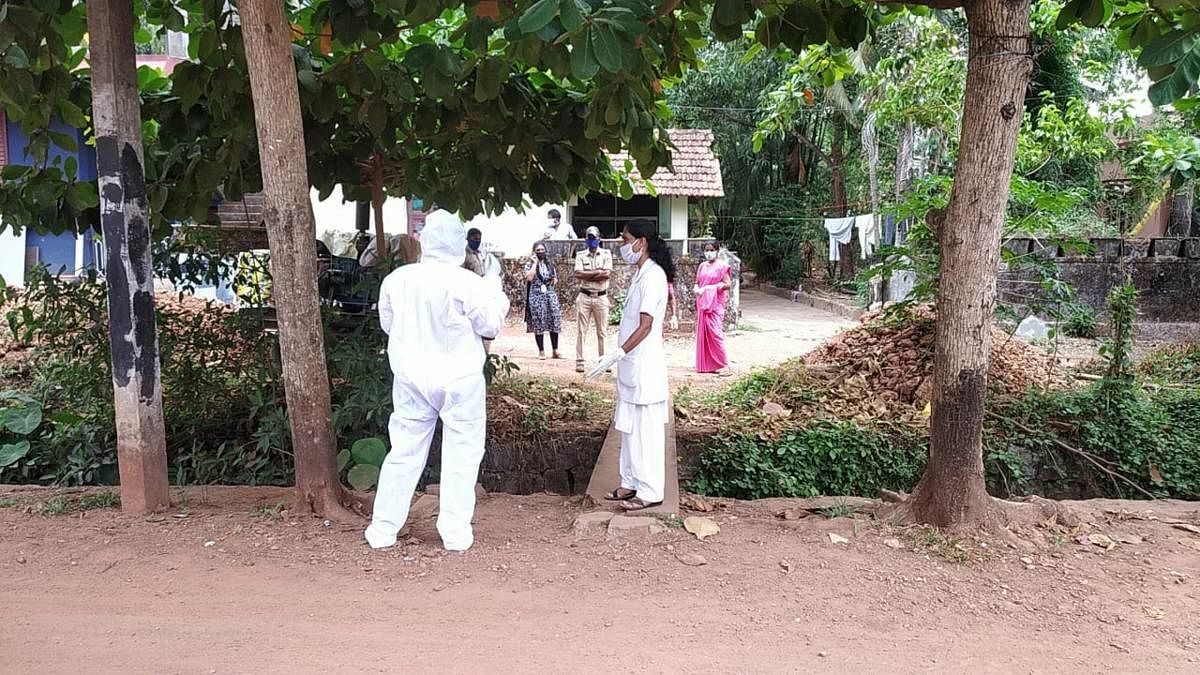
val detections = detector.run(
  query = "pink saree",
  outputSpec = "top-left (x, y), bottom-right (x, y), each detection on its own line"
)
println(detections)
top-left (695, 260), bottom-right (730, 373)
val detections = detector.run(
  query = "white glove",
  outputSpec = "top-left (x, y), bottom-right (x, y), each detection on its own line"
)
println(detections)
top-left (669, 315), bottom-right (679, 331)
top-left (585, 347), bottom-right (625, 380)
top-left (692, 284), bottom-right (701, 295)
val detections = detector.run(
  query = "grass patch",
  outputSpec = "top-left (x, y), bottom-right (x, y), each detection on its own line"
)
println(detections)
top-left (0, 498), bottom-right (17, 508)
top-left (819, 498), bottom-right (861, 519)
top-left (253, 500), bottom-right (286, 519)
top-left (77, 491), bottom-right (121, 510)
top-left (903, 526), bottom-right (994, 564)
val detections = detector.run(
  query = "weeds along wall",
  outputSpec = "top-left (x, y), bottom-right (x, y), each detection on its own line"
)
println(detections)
top-left (997, 237), bottom-right (1200, 326)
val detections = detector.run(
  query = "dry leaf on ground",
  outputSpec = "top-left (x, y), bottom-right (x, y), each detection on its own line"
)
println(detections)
top-left (683, 516), bottom-right (720, 541)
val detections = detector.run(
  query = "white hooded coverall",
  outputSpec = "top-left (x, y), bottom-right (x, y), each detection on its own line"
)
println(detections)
top-left (614, 259), bottom-right (670, 503)
top-left (365, 210), bottom-right (510, 551)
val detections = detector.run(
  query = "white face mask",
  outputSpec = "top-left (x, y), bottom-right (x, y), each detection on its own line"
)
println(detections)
top-left (704, 250), bottom-right (717, 261)
top-left (619, 240), bottom-right (642, 264)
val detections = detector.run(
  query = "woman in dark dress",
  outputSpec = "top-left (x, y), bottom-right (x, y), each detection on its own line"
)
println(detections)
top-left (524, 241), bottom-right (563, 359)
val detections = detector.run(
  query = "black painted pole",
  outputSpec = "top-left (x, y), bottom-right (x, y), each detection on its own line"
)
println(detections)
top-left (88, 0), bottom-right (169, 512)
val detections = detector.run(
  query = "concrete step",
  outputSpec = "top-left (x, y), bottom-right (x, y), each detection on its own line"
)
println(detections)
top-left (584, 395), bottom-right (679, 515)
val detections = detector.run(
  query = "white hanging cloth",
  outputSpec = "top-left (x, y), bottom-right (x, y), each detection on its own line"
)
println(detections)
top-left (824, 216), bottom-right (855, 262)
top-left (855, 213), bottom-right (877, 259)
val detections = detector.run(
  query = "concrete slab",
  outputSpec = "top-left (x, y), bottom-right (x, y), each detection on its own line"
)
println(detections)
top-left (585, 398), bottom-right (679, 515)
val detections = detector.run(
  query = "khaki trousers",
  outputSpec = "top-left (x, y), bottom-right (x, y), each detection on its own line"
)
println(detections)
top-left (575, 292), bottom-right (609, 365)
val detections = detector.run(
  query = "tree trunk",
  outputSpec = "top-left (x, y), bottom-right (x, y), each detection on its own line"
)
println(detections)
top-left (905, 0), bottom-right (1033, 529)
top-left (88, 0), bottom-right (169, 514)
top-left (831, 116), bottom-right (852, 280)
top-left (371, 154), bottom-right (387, 259)
top-left (896, 121), bottom-right (915, 201)
top-left (1167, 184), bottom-right (1193, 237)
top-left (239, 0), bottom-right (351, 519)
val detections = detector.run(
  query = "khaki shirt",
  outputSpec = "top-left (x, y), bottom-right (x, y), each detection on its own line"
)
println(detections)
top-left (574, 247), bottom-right (613, 293)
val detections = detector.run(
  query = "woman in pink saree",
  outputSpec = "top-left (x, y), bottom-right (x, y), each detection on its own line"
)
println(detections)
top-left (693, 242), bottom-right (733, 374)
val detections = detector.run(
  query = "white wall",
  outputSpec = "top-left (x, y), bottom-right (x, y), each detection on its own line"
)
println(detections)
top-left (669, 196), bottom-right (688, 240)
top-left (0, 226), bottom-right (25, 287)
top-left (463, 202), bottom-right (566, 259)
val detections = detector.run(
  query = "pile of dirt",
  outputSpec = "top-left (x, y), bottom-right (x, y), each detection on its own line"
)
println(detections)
top-left (804, 305), bottom-right (1061, 406)
top-left (487, 378), bottom-right (613, 440)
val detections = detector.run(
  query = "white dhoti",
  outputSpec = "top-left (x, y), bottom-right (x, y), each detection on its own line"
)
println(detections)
top-left (614, 399), bottom-right (668, 504)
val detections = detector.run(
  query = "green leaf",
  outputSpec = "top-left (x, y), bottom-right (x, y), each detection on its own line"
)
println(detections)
top-left (346, 463), bottom-right (381, 491)
top-left (65, 183), bottom-right (98, 211)
top-left (1129, 17), bottom-right (1158, 50)
top-left (4, 404), bottom-right (42, 435)
top-left (591, 25), bottom-right (621, 73)
top-left (1079, 0), bottom-right (1106, 28)
top-left (474, 58), bottom-right (505, 102)
top-left (336, 449), bottom-right (351, 474)
top-left (713, 0), bottom-right (747, 27)
top-left (0, 441), bottom-right (30, 469)
top-left (48, 130), bottom-right (77, 153)
top-left (351, 437), bottom-right (388, 467)
top-left (570, 32), bottom-right (599, 79)
top-left (1055, 0), bottom-right (1084, 30)
top-left (1139, 29), bottom-right (1200, 68)
top-left (4, 45), bottom-right (30, 69)
top-left (366, 99), bottom-right (388, 137)
top-left (1148, 48), bottom-right (1200, 106)
top-left (518, 0), bottom-right (560, 35)
top-left (560, 0), bottom-right (584, 32)
top-left (779, 4), bottom-right (825, 52)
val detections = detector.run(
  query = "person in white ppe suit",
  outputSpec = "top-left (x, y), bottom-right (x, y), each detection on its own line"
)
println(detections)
top-left (365, 209), bottom-right (510, 551)
top-left (586, 219), bottom-right (673, 511)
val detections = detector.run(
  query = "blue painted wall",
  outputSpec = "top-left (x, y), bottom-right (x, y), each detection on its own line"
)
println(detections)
top-left (5, 116), bottom-right (98, 275)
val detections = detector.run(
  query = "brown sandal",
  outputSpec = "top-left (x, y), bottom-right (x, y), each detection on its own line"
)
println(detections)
top-left (604, 488), bottom-right (637, 501)
top-left (619, 497), bottom-right (663, 511)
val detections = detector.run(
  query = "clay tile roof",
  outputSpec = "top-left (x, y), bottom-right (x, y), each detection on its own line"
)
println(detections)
top-left (607, 128), bottom-right (724, 198)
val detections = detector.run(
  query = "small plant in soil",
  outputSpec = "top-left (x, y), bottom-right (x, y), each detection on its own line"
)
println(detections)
top-left (819, 498), bottom-right (861, 519)
top-left (40, 496), bottom-right (72, 516)
top-left (904, 526), bottom-right (993, 564)
top-left (253, 500), bottom-right (287, 519)
top-left (77, 491), bottom-right (120, 510)
top-left (654, 513), bottom-right (684, 528)
top-left (0, 498), bottom-right (17, 508)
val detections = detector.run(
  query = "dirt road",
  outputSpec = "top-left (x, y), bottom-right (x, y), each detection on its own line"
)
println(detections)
top-left (3, 486), bottom-right (1198, 674)
top-left (492, 288), bottom-right (855, 392)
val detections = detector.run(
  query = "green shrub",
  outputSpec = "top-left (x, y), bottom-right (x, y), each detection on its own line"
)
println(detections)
top-left (988, 384), bottom-right (1200, 500)
top-left (1062, 303), bottom-right (1097, 338)
top-left (688, 421), bottom-right (927, 500)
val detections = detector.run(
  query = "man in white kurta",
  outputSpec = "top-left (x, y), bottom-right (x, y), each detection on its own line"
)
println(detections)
top-left (611, 259), bottom-right (670, 504)
top-left (365, 210), bottom-right (510, 552)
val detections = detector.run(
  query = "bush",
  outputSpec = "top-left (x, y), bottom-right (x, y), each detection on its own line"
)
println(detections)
top-left (1062, 303), bottom-right (1097, 338)
top-left (988, 384), bottom-right (1200, 500)
top-left (688, 421), bottom-right (928, 500)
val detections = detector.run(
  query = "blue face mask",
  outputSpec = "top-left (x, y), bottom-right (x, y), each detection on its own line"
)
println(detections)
top-left (468, 240), bottom-right (481, 251)
top-left (587, 238), bottom-right (599, 250)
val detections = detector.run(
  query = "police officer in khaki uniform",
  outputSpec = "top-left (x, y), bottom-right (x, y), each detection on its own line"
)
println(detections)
top-left (573, 226), bottom-right (613, 373)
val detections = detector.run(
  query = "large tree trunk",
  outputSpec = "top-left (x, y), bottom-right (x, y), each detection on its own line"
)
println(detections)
top-left (239, 0), bottom-right (352, 519)
top-left (88, 0), bottom-right (169, 514)
top-left (905, 0), bottom-right (1033, 529)
top-left (1167, 184), bottom-right (1193, 237)
top-left (371, 154), bottom-right (387, 259)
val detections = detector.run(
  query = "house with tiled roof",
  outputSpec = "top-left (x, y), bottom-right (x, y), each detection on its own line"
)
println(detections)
top-left (571, 128), bottom-right (725, 241)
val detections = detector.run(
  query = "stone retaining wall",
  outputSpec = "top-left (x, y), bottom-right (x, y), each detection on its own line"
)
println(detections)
top-left (421, 425), bottom-right (607, 495)
top-left (997, 237), bottom-right (1200, 324)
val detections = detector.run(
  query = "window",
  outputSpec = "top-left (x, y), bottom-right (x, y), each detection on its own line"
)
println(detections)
top-left (570, 193), bottom-right (658, 238)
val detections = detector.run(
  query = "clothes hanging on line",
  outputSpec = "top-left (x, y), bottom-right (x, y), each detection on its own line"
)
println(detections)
top-left (823, 216), bottom-right (855, 262)
top-left (855, 213), bottom-right (877, 259)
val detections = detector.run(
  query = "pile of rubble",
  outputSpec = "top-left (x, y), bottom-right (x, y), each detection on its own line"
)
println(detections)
top-left (804, 305), bottom-right (1061, 406)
